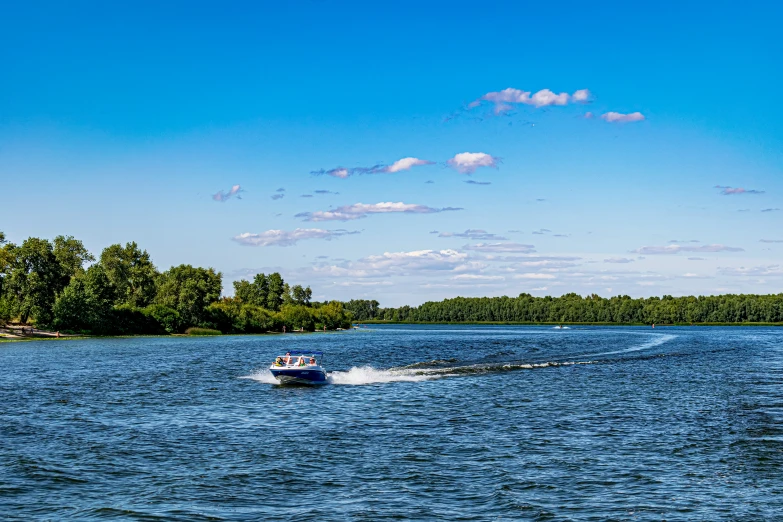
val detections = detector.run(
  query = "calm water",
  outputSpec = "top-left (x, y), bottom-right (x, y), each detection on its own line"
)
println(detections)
top-left (1, 326), bottom-right (781, 520)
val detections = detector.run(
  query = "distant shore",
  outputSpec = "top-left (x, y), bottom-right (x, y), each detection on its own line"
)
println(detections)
top-left (358, 320), bottom-right (783, 327)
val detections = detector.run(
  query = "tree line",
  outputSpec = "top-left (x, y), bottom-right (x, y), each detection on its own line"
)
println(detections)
top-left (341, 293), bottom-right (783, 324)
top-left (0, 232), bottom-right (352, 335)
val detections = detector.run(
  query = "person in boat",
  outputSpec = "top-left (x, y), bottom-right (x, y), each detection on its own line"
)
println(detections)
top-left (298, 356), bottom-right (306, 367)
top-left (308, 357), bottom-right (317, 366)
top-left (284, 352), bottom-right (291, 365)
top-left (274, 357), bottom-right (284, 367)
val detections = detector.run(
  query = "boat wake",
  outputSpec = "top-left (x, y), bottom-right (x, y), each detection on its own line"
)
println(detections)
top-left (327, 366), bottom-right (436, 385)
top-left (243, 332), bottom-right (677, 386)
top-left (582, 333), bottom-right (677, 358)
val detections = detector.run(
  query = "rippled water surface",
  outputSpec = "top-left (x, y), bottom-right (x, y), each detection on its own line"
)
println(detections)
top-left (1, 326), bottom-right (782, 520)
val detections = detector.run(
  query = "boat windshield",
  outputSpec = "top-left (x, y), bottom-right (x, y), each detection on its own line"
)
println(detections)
top-left (272, 354), bottom-right (320, 367)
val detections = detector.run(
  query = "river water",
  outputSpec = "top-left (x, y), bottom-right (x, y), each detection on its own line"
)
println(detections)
top-left (1, 325), bottom-right (781, 520)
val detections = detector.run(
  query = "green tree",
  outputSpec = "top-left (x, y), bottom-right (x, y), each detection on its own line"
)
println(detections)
top-left (266, 272), bottom-right (285, 311)
top-left (233, 273), bottom-right (269, 307)
top-left (277, 304), bottom-right (315, 331)
top-left (292, 284), bottom-right (312, 306)
top-left (53, 235), bottom-right (94, 283)
top-left (154, 264), bottom-right (222, 327)
top-left (3, 238), bottom-right (65, 324)
top-left (52, 264), bottom-right (116, 333)
top-left (100, 242), bottom-right (158, 307)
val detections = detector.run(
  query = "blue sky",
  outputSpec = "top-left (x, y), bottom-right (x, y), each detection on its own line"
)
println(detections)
top-left (2, 1), bottom-right (782, 306)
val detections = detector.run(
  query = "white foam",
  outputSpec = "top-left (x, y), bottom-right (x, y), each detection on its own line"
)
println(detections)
top-left (327, 366), bottom-right (436, 385)
top-left (589, 333), bottom-right (676, 357)
top-left (240, 371), bottom-right (280, 385)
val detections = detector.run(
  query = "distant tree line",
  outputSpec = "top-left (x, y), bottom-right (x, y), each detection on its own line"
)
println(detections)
top-left (342, 294), bottom-right (783, 324)
top-left (0, 232), bottom-right (351, 335)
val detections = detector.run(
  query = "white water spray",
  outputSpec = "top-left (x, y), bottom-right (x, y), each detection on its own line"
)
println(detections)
top-left (327, 366), bottom-right (436, 385)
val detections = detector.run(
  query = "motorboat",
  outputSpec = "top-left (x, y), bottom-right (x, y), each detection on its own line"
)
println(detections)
top-left (269, 351), bottom-right (327, 385)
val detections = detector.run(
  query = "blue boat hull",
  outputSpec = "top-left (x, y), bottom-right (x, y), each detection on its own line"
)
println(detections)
top-left (270, 368), bottom-right (328, 385)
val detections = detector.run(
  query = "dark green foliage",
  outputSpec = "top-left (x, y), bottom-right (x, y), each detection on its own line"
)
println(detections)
top-left (342, 299), bottom-right (380, 321)
top-left (233, 273), bottom-right (270, 307)
top-left (278, 304), bottom-right (316, 331)
top-left (52, 265), bottom-right (116, 333)
top-left (266, 272), bottom-right (285, 311)
top-left (100, 242), bottom-right (158, 307)
top-left (154, 265), bottom-right (222, 327)
top-left (4, 238), bottom-right (66, 324)
top-left (142, 304), bottom-right (181, 334)
top-left (373, 292), bottom-right (783, 324)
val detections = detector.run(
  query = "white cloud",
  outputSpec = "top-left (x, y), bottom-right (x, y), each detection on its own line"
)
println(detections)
top-left (718, 265), bottom-right (782, 277)
top-left (212, 184), bottom-right (243, 202)
top-left (297, 202), bottom-right (462, 222)
top-left (760, 239), bottom-right (783, 243)
top-left (632, 244), bottom-right (744, 255)
top-left (312, 249), bottom-right (471, 279)
top-left (312, 157), bottom-right (433, 178)
top-left (386, 157), bottom-right (434, 173)
top-left (447, 152), bottom-right (501, 174)
top-left (513, 273), bottom-right (556, 280)
top-left (478, 88), bottom-right (591, 108)
top-left (438, 229), bottom-right (508, 240)
top-left (464, 242), bottom-right (536, 253)
top-left (601, 112), bottom-right (645, 123)
top-left (604, 257), bottom-right (635, 264)
top-left (451, 274), bottom-right (505, 281)
top-left (232, 228), bottom-right (359, 247)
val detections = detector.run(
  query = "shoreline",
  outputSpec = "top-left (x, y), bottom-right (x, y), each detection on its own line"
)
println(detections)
top-left (2, 321), bottom-right (782, 344)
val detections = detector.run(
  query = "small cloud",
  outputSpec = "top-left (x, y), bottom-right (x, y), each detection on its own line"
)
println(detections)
top-left (737, 209), bottom-right (751, 212)
top-left (212, 184), bottom-right (243, 202)
top-left (473, 88), bottom-right (591, 112)
top-left (314, 190), bottom-right (339, 195)
top-left (687, 257), bottom-right (705, 261)
top-left (232, 228), bottom-right (360, 247)
top-left (532, 229), bottom-right (551, 235)
top-left (605, 257), bottom-right (635, 264)
top-left (438, 229), bottom-right (508, 240)
top-left (312, 157), bottom-right (432, 178)
top-left (761, 208), bottom-right (780, 212)
top-left (296, 202), bottom-right (462, 222)
top-left (513, 273), bottom-right (556, 280)
top-left (464, 242), bottom-right (536, 253)
top-left (276, 188), bottom-right (285, 192)
top-left (536, 198), bottom-right (546, 202)
top-left (451, 274), bottom-right (505, 281)
top-left (719, 265), bottom-right (782, 277)
top-left (425, 180), bottom-right (434, 184)
top-left (464, 180), bottom-right (492, 185)
top-left (386, 157), bottom-right (434, 173)
top-left (601, 111), bottom-right (645, 123)
top-left (669, 239), bottom-right (700, 244)
top-left (760, 239), bottom-right (783, 243)
top-left (271, 194), bottom-right (285, 200)
top-left (583, 112), bottom-right (595, 119)
top-left (553, 234), bottom-right (569, 238)
top-left (632, 244), bottom-right (744, 255)
top-left (447, 152), bottom-right (501, 174)
top-left (300, 194), bottom-right (314, 198)
top-left (715, 185), bottom-right (765, 195)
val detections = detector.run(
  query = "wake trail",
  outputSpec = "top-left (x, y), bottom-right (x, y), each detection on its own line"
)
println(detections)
top-left (576, 333), bottom-right (677, 358)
